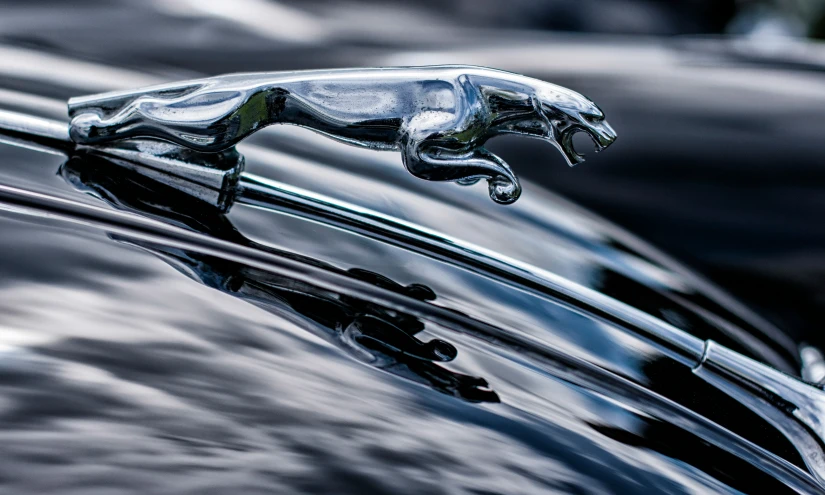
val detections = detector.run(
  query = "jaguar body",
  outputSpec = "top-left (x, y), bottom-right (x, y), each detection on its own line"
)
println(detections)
top-left (69, 66), bottom-right (616, 203)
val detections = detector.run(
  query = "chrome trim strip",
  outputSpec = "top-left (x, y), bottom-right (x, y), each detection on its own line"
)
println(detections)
top-left (0, 108), bottom-right (70, 143)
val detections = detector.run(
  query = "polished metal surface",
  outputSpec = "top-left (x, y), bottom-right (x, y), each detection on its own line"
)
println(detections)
top-left (0, 108), bottom-right (72, 153)
top-left (696, 341), bottom-right (825, 485)
top-left (67, 66), bottom-right (617, 204)
top-left (0, 109), bottom-right (69, 142)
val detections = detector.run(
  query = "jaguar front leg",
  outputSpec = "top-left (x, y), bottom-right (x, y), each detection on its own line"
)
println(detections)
top-left (401, 137), bottom-right (522, 204)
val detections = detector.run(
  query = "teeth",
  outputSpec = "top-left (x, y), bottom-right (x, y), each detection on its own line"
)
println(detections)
top-left (590, 133), bottom-right (605, 152)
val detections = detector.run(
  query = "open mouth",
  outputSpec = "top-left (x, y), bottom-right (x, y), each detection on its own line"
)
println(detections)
top-left (558, 121), bottom-right (617, 166)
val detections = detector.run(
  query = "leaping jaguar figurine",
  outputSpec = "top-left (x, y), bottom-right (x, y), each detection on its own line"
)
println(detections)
top-left (68, 65), bottom-right (617, 204)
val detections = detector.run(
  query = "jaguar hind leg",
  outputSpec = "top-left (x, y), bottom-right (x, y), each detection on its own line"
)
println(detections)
top-left (402, 139), bottom-right (521, 204)
top-left (68, 82), bottom-right (240, 151)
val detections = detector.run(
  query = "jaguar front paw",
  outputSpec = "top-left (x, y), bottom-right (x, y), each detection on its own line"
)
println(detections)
top-left (402, 140), bottom-right (522, 205)
top-left (487, 174), bottom-right (521, 204)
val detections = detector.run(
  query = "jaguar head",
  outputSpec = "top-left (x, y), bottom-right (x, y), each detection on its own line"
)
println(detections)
top-left (533, 83), bottom-right (617, 166)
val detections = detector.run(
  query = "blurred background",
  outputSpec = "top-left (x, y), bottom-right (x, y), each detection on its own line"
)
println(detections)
top-left (1, 0), bottom-right (824, 350)
top-left (277, 0), bottom-right (825, 39)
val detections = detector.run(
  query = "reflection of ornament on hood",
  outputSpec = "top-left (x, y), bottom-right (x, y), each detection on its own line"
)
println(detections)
top-left (58, 155), bottom-right (500, 404)
top-left (68, 65), bottom-right (616, 204)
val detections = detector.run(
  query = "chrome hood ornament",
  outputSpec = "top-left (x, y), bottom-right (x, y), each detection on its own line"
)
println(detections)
top-left (67, 65), bottom-right (616, 204)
